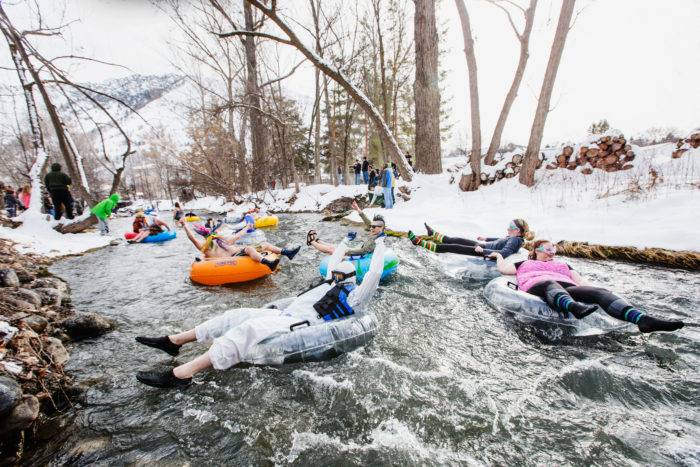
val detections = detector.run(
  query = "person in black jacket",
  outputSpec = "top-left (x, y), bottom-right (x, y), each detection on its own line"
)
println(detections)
top-left (3, 188), bottom-right (20, 217)
top-left (407, 219), bottom-right (534, 259)
top-left (43, 162), bottom-right (74, 220)
top-left (353, 160), bottom-right (362, 185)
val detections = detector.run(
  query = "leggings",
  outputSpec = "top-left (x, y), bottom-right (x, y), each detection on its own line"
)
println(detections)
top-left (528, 280), bottom-right (634, 321)
top-left (434, 236), bottom-right (482, 256)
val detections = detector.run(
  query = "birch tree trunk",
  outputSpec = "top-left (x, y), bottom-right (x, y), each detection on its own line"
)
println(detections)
top-left (484, 0), bottom-right (537, 165)
top-left (519, 0), bottom-right (575, 187)
top-left (414, 0), bottom-right (442, 174)
top-left (455, 0), bottom-right (481, 191)
top-left (310, 0), bottom-right (322, 184)
top-left (322, 76), bottom-right (338, 185)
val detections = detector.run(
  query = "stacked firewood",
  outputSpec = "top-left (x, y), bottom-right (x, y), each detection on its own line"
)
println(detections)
top-left (478, 153), bottom-right (544, 185)
top-left (672, 130), bottom-right (700, 159)
top-left (546, 135), bottom-right (635, 175)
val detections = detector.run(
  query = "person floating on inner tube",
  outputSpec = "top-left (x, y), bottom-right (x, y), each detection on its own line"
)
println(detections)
top-left (308, 200), bottom-right (386, 257)
top-left (407, 219), bottom-right (533, 259)
top-left (173, 202), bottom-right (184, 222)
top-left (128, 211), bottom-right (171, 243)
top-left (494, 240), bottom-right (684, 333)
top-left (134, 233), bottom-right (387, 388)
top-left (177, 219), bottom-right (299, 271)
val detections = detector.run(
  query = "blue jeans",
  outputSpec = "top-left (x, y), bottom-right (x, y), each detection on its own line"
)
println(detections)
top-left (354, 173), bottom-right (361, 184)
top-left (363, 171), bottom-right (369, 183)
top-left (382, 187), bottom-right (393, 209)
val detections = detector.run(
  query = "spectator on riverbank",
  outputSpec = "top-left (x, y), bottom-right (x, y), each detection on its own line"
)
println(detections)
top-left (4, 188), bottom-right (20, 217)
top-left (44, 162), bottom-right (74, 220)
top-left (354, 160), bottom-right (362, 185)
top-left (381, 163), bottom-right (394, 209)
top-left (90, 193), bottom-right (120, 235)
top-left (362, 157), bottom-right (369, 184)
top-left (17, 184), bottom-right (30, 211)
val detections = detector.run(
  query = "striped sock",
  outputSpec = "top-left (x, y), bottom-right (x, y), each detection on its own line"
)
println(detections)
top-left (419, 240), bottom-right (437, 252)
top-left (555, 294), bottom-right (574, 312)
top-left (623, 307), bottom-right (643, 324)
top-left (407, 230), bottom-right (419, 245)
top-left (434, 233), bottom-right (444, 243)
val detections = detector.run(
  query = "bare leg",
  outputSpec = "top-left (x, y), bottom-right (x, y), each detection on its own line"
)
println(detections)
top-left (169, 329), bottom-right (196, 345)
top-left (173, 352), bottom-right (213, 379)
top-left (309, 240), bottom-right (335, 255)
top-left (244, 246), bottom-right (263, 262)
top-left (133, 231), bottom-right (150, 243)
top-left (258, 241), bottom-right (282, 254)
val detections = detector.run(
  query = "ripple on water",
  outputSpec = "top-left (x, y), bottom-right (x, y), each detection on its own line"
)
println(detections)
top-left (35, 214), bottom-right (700, 465)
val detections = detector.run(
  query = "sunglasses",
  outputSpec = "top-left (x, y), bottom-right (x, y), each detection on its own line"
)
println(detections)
top-left (536, 245), bottom-right (557, 254)
top-left (508, 222), bottom-right (519, 230)
top-left (370, 224), bottom-right (383, 228)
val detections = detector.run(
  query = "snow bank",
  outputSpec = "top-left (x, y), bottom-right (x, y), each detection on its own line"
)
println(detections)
top-left (0, 212), bottom-right (112, 257)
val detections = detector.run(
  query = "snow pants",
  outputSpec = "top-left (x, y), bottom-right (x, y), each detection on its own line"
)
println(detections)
top-left (49, 189), bottom-right (74, 220)
top-left (194, 308), bottom-right (305, 370)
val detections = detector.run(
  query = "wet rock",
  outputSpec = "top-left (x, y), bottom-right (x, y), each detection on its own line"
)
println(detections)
top-left (323, 196), bottom-right (363, 214)
top-left (1, 296), bottom-right (36, 313)
top-left (43, 337), bottom-right (69, 366)
top-left (0, 376), bottom-right (21, 417)
top-left (3, 395), bottom-right (40, 432)
top-left (60, 313), bottom-right (112, 340)
top-left (13, 267), bottom-right (34, 284)
top-left (0, 268), bottom-right (19, 287)
top-left (65, 436), bottom-right (111, 464)
top-left (10, 288), bottom-right (43, 308)
top-left (21, 314), bottom-right (49, 333)
top-left (33, 287), bottom-right (62, 307)
top-left (31, 277), bottom-right (68, 294)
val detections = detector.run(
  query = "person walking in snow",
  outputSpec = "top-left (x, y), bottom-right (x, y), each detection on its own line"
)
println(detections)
top-left (3, 188), bottom-right (20, 217)
top-left (43, 162), bottom-right (74, 220)
top-left (90, 193), bottom-right (120, 235)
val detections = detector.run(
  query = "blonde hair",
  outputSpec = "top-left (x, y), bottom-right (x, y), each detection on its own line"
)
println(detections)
top-left (513, 218), bottom-right (534, 241)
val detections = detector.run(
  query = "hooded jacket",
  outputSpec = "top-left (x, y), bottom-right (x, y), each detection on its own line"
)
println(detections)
top-left (90, 194), bottom-right (120, 220)
top-left (43, 163), bottom-right (72, 191)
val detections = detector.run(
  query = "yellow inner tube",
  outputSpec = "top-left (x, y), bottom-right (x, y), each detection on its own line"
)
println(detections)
top-left (254, 215), bottom-right (279, 228)
top-left (185, 215), bottom-right (201, 222)
top-left (189, 254), bottom-right (278, 286)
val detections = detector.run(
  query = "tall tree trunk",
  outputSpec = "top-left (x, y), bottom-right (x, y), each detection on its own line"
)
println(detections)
top-left (373, 0), bottom-right (391, 125)
top-left (484, 0), bottom-right (537, 165)
top-left (239, 0), bottom-right (413, 181)
top-left (243, 0), bottom-right (267, 191)
top-left (414, 0), bottom-right (442, 174)
top-left (322, 76), bottom-right (338, 185)
top-left (520, 0), bottom-right (575, 187)
top-left (455, 0), bottom-right (481, 191)
top-left (0, 19), bottom-right (47, 215)
top-left (310, 0), bottom-right (322, 184)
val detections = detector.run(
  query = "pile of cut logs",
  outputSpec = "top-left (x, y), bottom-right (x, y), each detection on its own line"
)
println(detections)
top-left (672, 130), bottom-right (700, 158)
top-left (546, 135), bottom-right (635, 175)
top-left (478, 153), bottom-right (544, 185)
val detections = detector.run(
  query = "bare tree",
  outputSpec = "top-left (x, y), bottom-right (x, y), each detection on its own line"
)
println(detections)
top-left (483, 0), bottom-right (537, 165)
top-left (215, 0), bottom-right (413, 181)
top-left (413, 0), bottom-right (442, 174)
top-left (519, 0), bottom-right (575, 186)
top-left (455, 0), bottom-right (481, 191)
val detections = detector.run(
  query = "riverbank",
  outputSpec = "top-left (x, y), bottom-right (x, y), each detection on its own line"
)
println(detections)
top-left (0, 235), bottom-right (112, 463)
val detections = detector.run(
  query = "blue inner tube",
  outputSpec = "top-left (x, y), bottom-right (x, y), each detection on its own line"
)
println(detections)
top-left (141, 230), bottom-right (177, 243)
top-left (319, 249), bottom-right (399, 283)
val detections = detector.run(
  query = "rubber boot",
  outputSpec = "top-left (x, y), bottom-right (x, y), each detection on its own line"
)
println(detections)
top-left (135, 336), bottom-right (181, 356)
top-left (136, 369), bottom-right (192, 389)
top-left (282, 245), bottom-right (301, 260)
top-left (262, 257), bottom-right (280, 271)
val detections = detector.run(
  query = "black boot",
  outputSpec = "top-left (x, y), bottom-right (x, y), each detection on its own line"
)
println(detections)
top-left (135, 335), bottom-right (181, 356)
top-left (637, 316), bottom-right (684, 333)
top-left (281, 245), bottom-right (301, 260)
top-left (262, 257), bottom-right (280, 271)
top-left (568, 302), bottom-right (599, 319)
top-left (424, 223), bottom-right (435, 236)
top-left (136, 369), bottom-right (192, 389)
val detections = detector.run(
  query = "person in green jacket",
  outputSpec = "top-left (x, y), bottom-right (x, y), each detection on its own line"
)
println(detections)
top-left (91, 193), bottom-right (120, 235)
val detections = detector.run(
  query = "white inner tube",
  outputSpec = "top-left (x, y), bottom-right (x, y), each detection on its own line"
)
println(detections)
top-left (483, 276), bottom-right (634, 337)
top-left (244, 297), bottom-right (378, 366)
top-left (441, 249), bottom-right (528, 281)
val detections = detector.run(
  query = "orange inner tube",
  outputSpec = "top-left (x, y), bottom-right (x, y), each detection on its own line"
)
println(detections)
top-left (189, 254), bottom-right (278, 286)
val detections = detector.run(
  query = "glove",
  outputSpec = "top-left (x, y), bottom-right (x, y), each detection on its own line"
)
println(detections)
top-left (346, 231), bottom-right (357, 241)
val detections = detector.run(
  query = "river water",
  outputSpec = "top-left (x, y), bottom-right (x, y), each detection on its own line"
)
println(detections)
top-left (32, 214), bottom-right (699, 465)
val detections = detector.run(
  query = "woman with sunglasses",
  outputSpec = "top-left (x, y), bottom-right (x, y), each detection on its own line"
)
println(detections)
top-left (494, 240), bottom-right (684, 333)
top-left (407, 219), bottom-right (533, 259)
top-left (307, 200), bottom-right (386, 257)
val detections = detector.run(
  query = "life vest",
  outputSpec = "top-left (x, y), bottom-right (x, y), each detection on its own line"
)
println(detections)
top-left (516, 259), bottom-right (576, 292)
top-left (313, 283), bottom-right (357, 321)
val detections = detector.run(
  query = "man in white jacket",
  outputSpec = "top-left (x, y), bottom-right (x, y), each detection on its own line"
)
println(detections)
top-left (135, 233), bottom-right (387, 388)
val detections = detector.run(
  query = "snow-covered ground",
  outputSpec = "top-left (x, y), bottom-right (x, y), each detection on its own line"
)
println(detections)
top-left (2, 142), bottom-right (697, 256)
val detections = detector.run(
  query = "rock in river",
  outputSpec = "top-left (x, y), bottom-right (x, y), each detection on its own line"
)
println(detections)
top-left (61, 313), bottom-right (112, 340)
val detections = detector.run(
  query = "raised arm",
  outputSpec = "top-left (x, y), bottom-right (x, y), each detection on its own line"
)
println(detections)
top-left (181, 222), bottom-right (204, 250)
top-left (495, 253), bottom-right (517, 275)
top-left (349, 237), bottom-right (386, 307)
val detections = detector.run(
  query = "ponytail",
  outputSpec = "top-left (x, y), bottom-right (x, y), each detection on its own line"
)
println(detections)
top-left (513, 218), bottom-right (534, 241)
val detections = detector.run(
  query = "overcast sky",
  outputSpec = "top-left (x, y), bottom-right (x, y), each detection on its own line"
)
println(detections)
top-left (2, 0), bottom-right (698, 149)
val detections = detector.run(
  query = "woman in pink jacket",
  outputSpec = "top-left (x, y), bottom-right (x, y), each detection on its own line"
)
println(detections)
top-left (495, 239), bottom-right (684, 333)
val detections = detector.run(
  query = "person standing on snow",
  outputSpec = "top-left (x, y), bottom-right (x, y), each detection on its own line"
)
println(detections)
top-left (381, 162), bottom-right (394, 209)
top-left (362, 157), bottom-right (369, 184)
top-left (90, 193), bottom-right (120, 235)
top-left (44, 163), bottom-right (75, 220)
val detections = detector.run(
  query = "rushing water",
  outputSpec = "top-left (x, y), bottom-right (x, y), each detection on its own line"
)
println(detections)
top-left (31, 214), bottom-right (699, 464)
